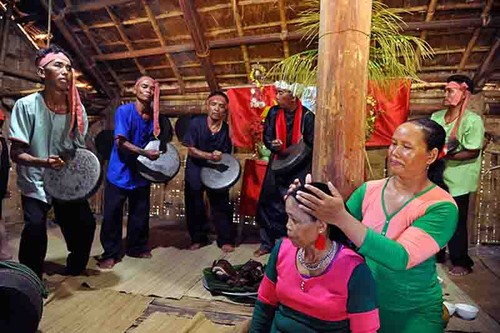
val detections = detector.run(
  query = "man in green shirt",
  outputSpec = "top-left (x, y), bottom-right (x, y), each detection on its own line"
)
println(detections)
top-left (431, 75), bottom-right (484, 276)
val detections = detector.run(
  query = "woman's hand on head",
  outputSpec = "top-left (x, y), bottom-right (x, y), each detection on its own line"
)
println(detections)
top-left (296, 182), bottom-right (346, 224)
top-left (284, 174), bottom-right (312, 200)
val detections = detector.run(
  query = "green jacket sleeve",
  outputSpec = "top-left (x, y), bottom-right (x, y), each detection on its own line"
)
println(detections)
top-left (359, 201), bottom-right (458, 270)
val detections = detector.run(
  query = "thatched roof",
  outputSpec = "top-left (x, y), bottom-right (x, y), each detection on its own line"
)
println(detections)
top-left (2, 0), bottom-right (500, 114)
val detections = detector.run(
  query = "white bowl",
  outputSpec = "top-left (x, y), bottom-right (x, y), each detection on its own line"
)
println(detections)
top-left (455, 303), bottom-right (479, 320)
top-left (443, 301), bottom-right (456, 316)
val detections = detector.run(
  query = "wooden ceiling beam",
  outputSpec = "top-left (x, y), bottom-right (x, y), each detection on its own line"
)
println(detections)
top-left (179, 0), bottom-right (219, 92)
top-left (458, 0), bottom-right (494, 71)
top-left (93, 17), bottom-right (500, 62)
top-left (231, 0), bottom-right (251, 79)
top-left (39, 0), bottom-right (116, 98)
top-left (94, 31), bottom-right (303, 61)
top-left (473, 31), bottom-right (500, 90)
top-left (75, 18), bottom-right (124, 92)
top-left (404, 16), bottom-right (500, 31)
top-left (142, 0), bottom-right (185, 94)
top-left (420, 64), bottom-right (478, 72)
top-left (277, 0), bottom-right (290, 58)
top-left (392, 2), bottom-right (483, 14)
top-left (105, 6), bottom-right (146, 75)
top-left (69, 0), bottom-right (135, 13)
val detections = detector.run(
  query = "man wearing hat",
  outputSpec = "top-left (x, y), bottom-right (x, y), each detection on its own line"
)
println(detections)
top-left (97, 76), bottom-right (163, 269)
top-left (431, 75), bottom-right (485, 276)
top-left (254, 81), bottom-right (315, 256)
top-left (9, 44), bottom-right (95, 278)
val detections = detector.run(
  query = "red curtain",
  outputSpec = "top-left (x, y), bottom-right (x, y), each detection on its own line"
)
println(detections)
top-left (227, 86), bottom-right (276, 148)
top-left (239, 159), bottom-right (268, 216)
top-left (366, 80), bottom-right (411, 147)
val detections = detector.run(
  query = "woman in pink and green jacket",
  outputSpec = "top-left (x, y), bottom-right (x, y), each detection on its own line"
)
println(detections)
top-left (296, 118), bottom-right (458, 332)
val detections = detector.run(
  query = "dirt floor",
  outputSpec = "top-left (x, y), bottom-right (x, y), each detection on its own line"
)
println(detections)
top-left (446, 246), bottom-right (500, 325)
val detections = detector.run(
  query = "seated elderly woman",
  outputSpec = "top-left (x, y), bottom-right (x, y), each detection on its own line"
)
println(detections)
top-left (295, 119), bottom-right (458, 333)
top-left (250, 183), bottom-right (379, 333)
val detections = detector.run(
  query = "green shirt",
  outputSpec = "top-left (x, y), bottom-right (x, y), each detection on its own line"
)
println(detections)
top-left (9, 92), bottom-right (88, 203)
top-left (431, 109), bottom-right (484, 197)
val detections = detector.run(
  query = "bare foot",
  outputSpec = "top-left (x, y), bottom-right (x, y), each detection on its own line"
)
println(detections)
top-left (253, 248), bottom-right (270, 257)
top-left (189, 243), bottom-right (202, 251)
top-left (221, 244), bottom-right (235, 253)
top-left (449, 266), bottom-right (472, 276)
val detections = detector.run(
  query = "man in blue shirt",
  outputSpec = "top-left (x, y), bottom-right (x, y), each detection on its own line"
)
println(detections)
top-left (97, 76), bottom-right (162, 269)
top-left (182, 91), bottom-right (235, 252)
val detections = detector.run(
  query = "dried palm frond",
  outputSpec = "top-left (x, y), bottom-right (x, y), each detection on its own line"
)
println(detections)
top-left (266, 1), bottom-right (434, 95)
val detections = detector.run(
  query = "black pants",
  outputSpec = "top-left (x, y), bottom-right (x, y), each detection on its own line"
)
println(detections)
top-left (445, 193), bottom-right (474, 268)
top-left (184, 181), bottom-right (234, 247)
top-left (100, 182), bottom-right (151, 260)
top-left (18, 196), bottom-right (96, 278)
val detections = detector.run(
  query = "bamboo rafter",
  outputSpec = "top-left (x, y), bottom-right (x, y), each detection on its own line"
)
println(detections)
top-left (458, 0), bottom-right (494, 71)
top-left (277, 0), bottom-right (290, 58)
top-left (179, 0), bottom-right (219, 91)
top-left (74, 17), bottom-right (124, 92)
top-left (142, 0), bottom-right (185, 94)
top-left (231, 0), bottom-right (251, 79)
top-left (474, 31), bottom-right (500, 89)
top-left (416, 0), bottom-right (439, 59)
top-left (105, 6), bottom-right (146, 75)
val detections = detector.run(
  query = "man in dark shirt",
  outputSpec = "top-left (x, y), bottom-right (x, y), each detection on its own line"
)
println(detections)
top-left (182, 91), bottom-right (235, 252)
top-left (254, 81), bottom-right (315, 256)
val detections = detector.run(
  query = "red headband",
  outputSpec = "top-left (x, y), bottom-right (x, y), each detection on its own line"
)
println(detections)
top-left (445, 81), bottom-right (471, 141)
top-left (38, 52), bottom-right (84, 137)
top-left (135, 76), bottom-right (160, 137)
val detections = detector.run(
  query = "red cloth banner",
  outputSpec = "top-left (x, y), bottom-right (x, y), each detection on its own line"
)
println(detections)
top-left (239, 159), bottom-right (268, 216)
top-left (227, 82), bottom-right (409, 148)
top-left (366, 80), bottom-right (411, 147)
top-left (227, 85), bottom-right (276, 148)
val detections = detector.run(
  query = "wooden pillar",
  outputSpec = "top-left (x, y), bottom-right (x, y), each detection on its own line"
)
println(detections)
top-left (313, 0), bottom-right (372, 197)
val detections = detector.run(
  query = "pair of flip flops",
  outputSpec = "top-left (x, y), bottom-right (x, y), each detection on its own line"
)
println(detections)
top-left (211, 259), bottom-right (264, 287)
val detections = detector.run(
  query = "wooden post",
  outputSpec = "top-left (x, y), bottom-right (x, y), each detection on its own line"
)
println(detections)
top-left (313, 0), bottom-right (372, 198)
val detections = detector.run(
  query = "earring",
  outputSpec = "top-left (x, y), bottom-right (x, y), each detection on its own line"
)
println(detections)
top-left (314, 234), bottom-right (326, 250)
top-left (426, 163), bottom-right (430, 171)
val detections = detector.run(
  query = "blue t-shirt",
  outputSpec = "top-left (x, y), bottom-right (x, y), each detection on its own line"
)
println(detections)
top-left (107, 103), bottom-right (154, 190)
top-left (182, 115), bottom-right (232, 190)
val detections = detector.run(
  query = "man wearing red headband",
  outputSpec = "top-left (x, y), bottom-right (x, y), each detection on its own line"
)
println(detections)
top-left (182, 91), bottom-right (235, 252)
top-left (9, 45), bottom-right (96, 278)
top-left (431, 75), bottom-right (484, 276)
top-left (0, 107), bottom-right (12, 260)
top-left (97, 76), bottom-right (162, 269)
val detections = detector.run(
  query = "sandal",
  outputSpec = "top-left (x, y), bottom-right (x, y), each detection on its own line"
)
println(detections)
top-left (211, 259), bottom-right (239, 282)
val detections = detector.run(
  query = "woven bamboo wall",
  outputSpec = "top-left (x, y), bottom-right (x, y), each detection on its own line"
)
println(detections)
top-left (474, 145), bottom-right (500, 244)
